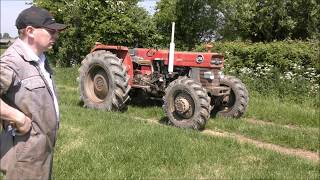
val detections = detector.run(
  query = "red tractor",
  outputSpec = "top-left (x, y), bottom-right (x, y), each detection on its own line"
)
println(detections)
top-left (79, 23), bottom-right (248, 130)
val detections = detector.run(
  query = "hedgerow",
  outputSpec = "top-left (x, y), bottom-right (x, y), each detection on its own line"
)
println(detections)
top-left (196, 40), bottom-right (320, 106)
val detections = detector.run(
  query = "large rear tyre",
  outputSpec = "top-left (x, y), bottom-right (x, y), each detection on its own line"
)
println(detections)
top-left (163, 77), bottom-right (211, 130)
top-left (79, 50), bottom-right (130, 111)
top-left (214, 76), bottom-right (248, 118)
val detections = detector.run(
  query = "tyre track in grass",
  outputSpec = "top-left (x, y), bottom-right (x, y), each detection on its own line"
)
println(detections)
top-left (133, 117), bottom-right (319, 163)
top-left (202, 130), bottom-right (319, 163)
top-left (244, 118), bottom-right (318, 131)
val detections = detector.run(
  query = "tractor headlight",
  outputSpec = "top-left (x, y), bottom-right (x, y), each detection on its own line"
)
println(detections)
top-left (211, 57), bottom-right (222, 65)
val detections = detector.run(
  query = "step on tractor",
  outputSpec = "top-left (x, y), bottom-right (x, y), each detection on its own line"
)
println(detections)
top-left (79, 23), bottom-right (249, 130)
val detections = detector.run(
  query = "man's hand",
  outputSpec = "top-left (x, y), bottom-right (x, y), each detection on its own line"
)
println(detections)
top-left (15, 114), bottom-right (32, 135)
top-left (1, 99), bottom-right (32, 135)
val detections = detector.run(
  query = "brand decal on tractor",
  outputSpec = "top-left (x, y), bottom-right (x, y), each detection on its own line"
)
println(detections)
top-left (196, 55), bottom-right (204, 64)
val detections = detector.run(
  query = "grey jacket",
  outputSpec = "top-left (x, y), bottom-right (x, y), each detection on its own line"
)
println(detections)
top-left (0, 39), bottom-right (59, 148)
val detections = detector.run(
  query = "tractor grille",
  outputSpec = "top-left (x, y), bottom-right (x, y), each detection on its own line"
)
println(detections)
top-left (199, 68), bottom-right (221, 89)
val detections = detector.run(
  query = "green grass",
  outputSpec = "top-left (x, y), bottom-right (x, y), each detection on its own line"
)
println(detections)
top-left (53, 68), bottom-right (319, 179)
top-left (54, 106), bottom-right (318, 179)
top-left (54, 67), bottom-right (320, 153)
top-left (0, 48), bottom-right (6, 55)
top-left (246, 91), bottom-right (319, 128)
top-left (126, 101), bottom-right (319, 152)
top-left (1, 67), bottom-right (319, 179)
top-left (206, 118), bottom-right (319, 152)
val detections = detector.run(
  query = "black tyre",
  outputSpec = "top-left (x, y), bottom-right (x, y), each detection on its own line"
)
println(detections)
top-left (79, 50), bottom-right (130, 111)
top-left (163, 77), bottom-right (211, 130)
top-left (214, 76), bottom-right (248, 118)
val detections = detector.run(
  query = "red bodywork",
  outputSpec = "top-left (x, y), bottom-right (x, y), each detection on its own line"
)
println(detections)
top-left (91, 44), bottom-right (224, 86)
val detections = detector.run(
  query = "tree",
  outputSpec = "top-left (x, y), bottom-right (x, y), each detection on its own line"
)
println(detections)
top-left (287, 0), bottom-right (320, 40)
top-left (153, 0), bottom-right (177, 47)
top-left (220, 0), bottom-right (320, 41)
top-left (0, 33), bottom-right (2, 39)
top-left (175, 0), bottom-right (222, 50)
top-left (154, 0), bottom-right (222, 50)
top-left (33, 0), bottom-right (161, 67)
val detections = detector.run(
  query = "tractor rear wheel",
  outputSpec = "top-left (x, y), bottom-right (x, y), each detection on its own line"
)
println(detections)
top-left (79, 50), bottom-right (130, 111)
top-left (163, 77), bottom-right (211, 130)
top-left (214, 76), bottom-right (248, 118)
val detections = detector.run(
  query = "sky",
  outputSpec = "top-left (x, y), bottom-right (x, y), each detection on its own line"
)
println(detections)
top-left (1, 0), bottom-right (159, 38)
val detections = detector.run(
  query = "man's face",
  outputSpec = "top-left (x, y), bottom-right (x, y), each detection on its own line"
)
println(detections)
top-left (24, 26), bottom-right (59, 52)
top-left (33, 27), bottom-right (59, 51)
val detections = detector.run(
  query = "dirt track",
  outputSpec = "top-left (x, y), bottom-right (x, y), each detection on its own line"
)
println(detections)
top-left (245, 118), bottom-right (318, 131)
top-left (134, 117), bottom-right (319, 163)
top-left (202, 130), bottom-right (319, 163)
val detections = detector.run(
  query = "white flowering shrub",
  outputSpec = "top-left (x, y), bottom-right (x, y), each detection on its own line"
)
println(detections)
top-left (225, 62), bottom-right (319, 106)
top-left (195, 41), bottom-right (320, 106)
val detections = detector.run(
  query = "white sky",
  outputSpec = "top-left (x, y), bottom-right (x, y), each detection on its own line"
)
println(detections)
top-left (1, 0), bottom-right (158, 38)
top-left (1, 0), bottom-right (32, 37)
top-left (138, 0), bottom-right (158, 15)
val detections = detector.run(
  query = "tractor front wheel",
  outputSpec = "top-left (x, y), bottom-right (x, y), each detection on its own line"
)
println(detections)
top-left (214, 76), bottom-right (248, 118)
top-left (163, 77), bottom-right (211, 130)
top-left (79, 50), bottom-right (130, 111)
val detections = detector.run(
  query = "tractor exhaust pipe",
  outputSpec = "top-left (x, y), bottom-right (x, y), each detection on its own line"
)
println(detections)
top-left (168, 22), bottom-right (175, 74)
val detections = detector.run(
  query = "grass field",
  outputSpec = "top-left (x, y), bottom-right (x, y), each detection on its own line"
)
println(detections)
top-left (0, 48), bottom-right (6, 55)
top-left (1, 67), bottom-right (319, 179)
top-left (52, 68), bottom-right (319, 179)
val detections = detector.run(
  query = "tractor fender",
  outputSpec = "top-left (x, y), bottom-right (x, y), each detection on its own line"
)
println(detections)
top-left (91, 43), bottom-right (134, 86)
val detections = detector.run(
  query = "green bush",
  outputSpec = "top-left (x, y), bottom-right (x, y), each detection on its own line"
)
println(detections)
top-left (195, 41), bottom-right (320, 106)
top-left (196, 40), bottom-right (319, 72)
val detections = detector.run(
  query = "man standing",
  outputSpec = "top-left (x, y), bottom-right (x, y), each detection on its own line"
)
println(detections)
top-left (0, 6), bottom-right (66, 180)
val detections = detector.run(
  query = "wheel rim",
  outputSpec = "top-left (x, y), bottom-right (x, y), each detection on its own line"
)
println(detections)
top-left (172, 91), bottom-right (195, 120)
top-left (85, 65), bottom-right (109, 103)
top-left (220, 89), bottom-right (236, 112)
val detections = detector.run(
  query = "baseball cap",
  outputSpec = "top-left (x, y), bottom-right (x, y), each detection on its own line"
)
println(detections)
top-left (16, 6), bottom-right (66, 30)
